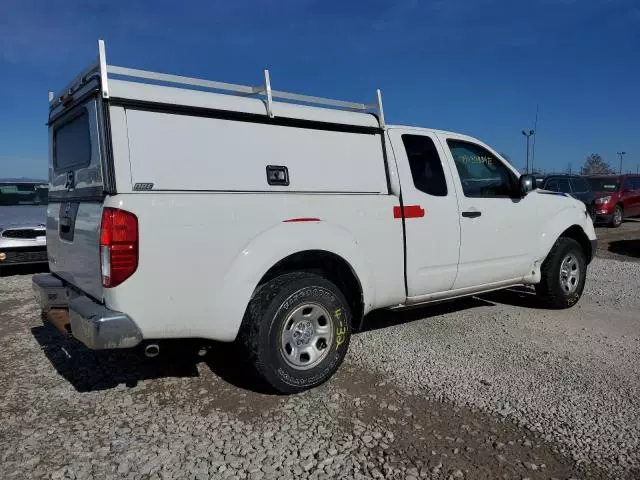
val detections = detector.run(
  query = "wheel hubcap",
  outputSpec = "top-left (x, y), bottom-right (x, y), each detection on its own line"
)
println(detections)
top-left (559, 254), bottom-right (580, 294)
top-left (614, 209), bottom-right (622, 224)
top-left (280, 303), bottom-right (333, 370)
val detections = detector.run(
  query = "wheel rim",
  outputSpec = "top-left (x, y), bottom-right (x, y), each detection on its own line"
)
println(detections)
top-left (280, 303), bottom-right (334, 370)
top-left (559, 254), bottom-right (580, 295)
top-left (614, 208), bottom-right (622, 225)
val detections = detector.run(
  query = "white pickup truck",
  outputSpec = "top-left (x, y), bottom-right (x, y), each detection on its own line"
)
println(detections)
top-left (33, 41), bottom-right (596, 393)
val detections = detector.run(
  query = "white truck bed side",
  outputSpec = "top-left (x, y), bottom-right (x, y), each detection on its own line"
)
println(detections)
top-left (102, 192), bottom-right (405, 341)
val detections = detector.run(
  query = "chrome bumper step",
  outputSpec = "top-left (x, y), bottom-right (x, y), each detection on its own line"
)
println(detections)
top-left (32, 274), bottom-right (142, 350)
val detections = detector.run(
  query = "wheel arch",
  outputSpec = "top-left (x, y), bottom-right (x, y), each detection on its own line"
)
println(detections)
top-left (210, 221), bottom-right (375, 341)
top-left (558, 224), bottom-right (593, 263)
top-left (537, 207), bottom-right (594, 266)
top-left (257, 250), bottom-right (365, 331)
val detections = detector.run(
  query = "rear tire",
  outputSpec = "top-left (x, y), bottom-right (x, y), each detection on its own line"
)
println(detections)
top-left (535, 237), bottom-right (587, 309)
top-left (610, 205), bottom-right (623, 228)
top-left (238, 272), bottom-right (352, 394)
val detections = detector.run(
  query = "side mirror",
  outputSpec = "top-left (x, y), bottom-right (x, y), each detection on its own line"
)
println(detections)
top-left (519, 174), bottom-right (536, 196)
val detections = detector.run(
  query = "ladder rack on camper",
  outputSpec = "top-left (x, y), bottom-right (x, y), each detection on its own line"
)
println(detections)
top-left (48, 39), bottom-right (386, 128)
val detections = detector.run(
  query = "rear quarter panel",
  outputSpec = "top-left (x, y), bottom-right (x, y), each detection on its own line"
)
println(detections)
top-left (102, 193), bottom-right (405, 341)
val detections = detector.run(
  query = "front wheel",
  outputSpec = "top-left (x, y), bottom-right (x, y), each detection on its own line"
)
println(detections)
top-left (238, 272), bottom-right (352, 394)
top-left (610, 205), bottom-right (623, 228)
top-left (535, 237), bottom-right (587, 309)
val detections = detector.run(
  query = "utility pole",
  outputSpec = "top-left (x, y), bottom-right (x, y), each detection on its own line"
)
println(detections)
top-left (531, 104), bottom-right (539, 174)
top-left (617, 151), bottom-right (626, 174)
top-left (522, 130), bottom-right (535, 173)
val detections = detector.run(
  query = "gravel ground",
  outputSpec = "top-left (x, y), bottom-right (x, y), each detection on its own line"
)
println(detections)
top-left (595, 218), bottom-right (640, 262)
top-left (352, 257), bottom-right (640, 478)
top-left (1, 256), bottom-right (638, 479)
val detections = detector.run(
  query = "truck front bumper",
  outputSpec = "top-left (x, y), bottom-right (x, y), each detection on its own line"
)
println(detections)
top-left (32, 274), bottom-right (142, 349)
top-left (0, 246), bottom-right (48, 267)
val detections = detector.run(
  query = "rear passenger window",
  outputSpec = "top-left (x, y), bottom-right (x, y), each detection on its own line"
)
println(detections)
top-left (402, 135), bottom-right (447, 197)
top-left (54, 111), bottom-right (91, 171)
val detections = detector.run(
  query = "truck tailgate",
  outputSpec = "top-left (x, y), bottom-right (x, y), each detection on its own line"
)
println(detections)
top-left (47, 94), bottom-right (107, 301)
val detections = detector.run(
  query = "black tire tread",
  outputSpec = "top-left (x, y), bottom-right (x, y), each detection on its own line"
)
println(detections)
top-left (238, 272), bottom-right (349, 393)
top-left (536, 237), bottom-right (585, 309)
top-left (239, 272), bottom-right (313, 380)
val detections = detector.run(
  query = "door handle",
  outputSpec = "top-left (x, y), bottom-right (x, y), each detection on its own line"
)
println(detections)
top-left (461, 210), bottom-right (482, 218)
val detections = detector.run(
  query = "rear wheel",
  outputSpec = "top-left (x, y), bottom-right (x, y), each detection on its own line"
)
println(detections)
top-left (239, 272), bottom-right (352, 394)
top-left (610, 205), bottom-right (623, 228)
top-left (536, 237), bottom-right (587, 309)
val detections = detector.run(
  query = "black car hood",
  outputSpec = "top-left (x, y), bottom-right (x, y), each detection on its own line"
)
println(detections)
top-left (0, 205), bottom-right (47, 229)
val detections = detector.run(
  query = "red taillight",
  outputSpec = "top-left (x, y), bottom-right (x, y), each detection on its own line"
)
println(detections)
top-left (100, 207), bottom-right (138, 288)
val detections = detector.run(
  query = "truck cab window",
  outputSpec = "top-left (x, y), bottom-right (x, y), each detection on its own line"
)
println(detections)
top-left (447, 140), bottom-right (517, 198)
top-left (401, 135), bottom-right (447, 196)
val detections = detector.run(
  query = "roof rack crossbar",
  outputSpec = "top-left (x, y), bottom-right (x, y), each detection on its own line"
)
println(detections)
top-left (107, 65), bottom-right (258, 95)
top-left (107, 65), bottom-right (376, 112)
top-left (50, 40), bottom-right (387, 128)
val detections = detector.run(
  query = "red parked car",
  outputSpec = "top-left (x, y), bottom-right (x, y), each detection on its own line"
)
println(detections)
top-left (587, 175), bottom-right (640, 227)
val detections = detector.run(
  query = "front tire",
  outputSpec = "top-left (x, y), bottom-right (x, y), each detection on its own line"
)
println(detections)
top-left (535, 237), bottom-right (587, 309)
top-left (239, 272), bottom-right (352, 394)
top-left (610, 205), bottom-right (623, 228)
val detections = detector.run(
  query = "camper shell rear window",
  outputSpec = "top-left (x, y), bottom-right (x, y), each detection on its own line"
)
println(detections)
top-left (53, 111), bottom-right (91, 171)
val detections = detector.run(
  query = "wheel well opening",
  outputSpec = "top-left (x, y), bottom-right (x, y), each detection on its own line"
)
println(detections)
top-left (560, 225), bottom-right (592, 262)
top-left (258, 250), bottom-right (364, 329)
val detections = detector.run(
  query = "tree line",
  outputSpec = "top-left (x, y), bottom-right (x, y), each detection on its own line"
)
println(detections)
top-left (580, 154), bottom-right (616, 175)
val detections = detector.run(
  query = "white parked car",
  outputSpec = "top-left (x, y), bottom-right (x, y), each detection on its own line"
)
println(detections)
top-left (33, 41), bottom-right (597, 393)
top-left (0, 179), bottom-right (48, 273)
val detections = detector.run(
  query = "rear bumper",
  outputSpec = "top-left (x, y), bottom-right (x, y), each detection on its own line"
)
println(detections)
top-left (32, 274), bottom-right (142, 349)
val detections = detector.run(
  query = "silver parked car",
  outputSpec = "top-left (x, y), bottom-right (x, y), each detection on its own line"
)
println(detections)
top-left (0, 178), bottom-right (48, 272)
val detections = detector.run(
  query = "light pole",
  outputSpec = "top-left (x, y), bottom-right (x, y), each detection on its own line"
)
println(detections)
top-left (617, 151), bottom-right (626, 174)
top-left (522, 130), bottom-right (535, 173)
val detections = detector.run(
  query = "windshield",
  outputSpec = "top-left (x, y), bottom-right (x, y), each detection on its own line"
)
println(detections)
top-left (0, 183), bottom-right (48, 206)
top-left (587, 177), bottom-right (619, 193)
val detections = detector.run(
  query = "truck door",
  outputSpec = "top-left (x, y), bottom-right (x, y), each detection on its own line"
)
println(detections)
top-left (388, 129), bottom-right (461, 296)
top-left (441, 136), bottom-right (538, 289)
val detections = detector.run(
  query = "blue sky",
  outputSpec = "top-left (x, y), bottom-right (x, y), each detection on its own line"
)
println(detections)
top-left (1, 0), bottom-right (639, 178)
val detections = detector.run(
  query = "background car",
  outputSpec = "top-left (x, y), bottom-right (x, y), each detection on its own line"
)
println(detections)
top-left (540, 174), bottom-right (596, 219)
top-left (0, 178), bottom-right (48, 273)
top-left (587, 175), bottom-right (640, 227)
